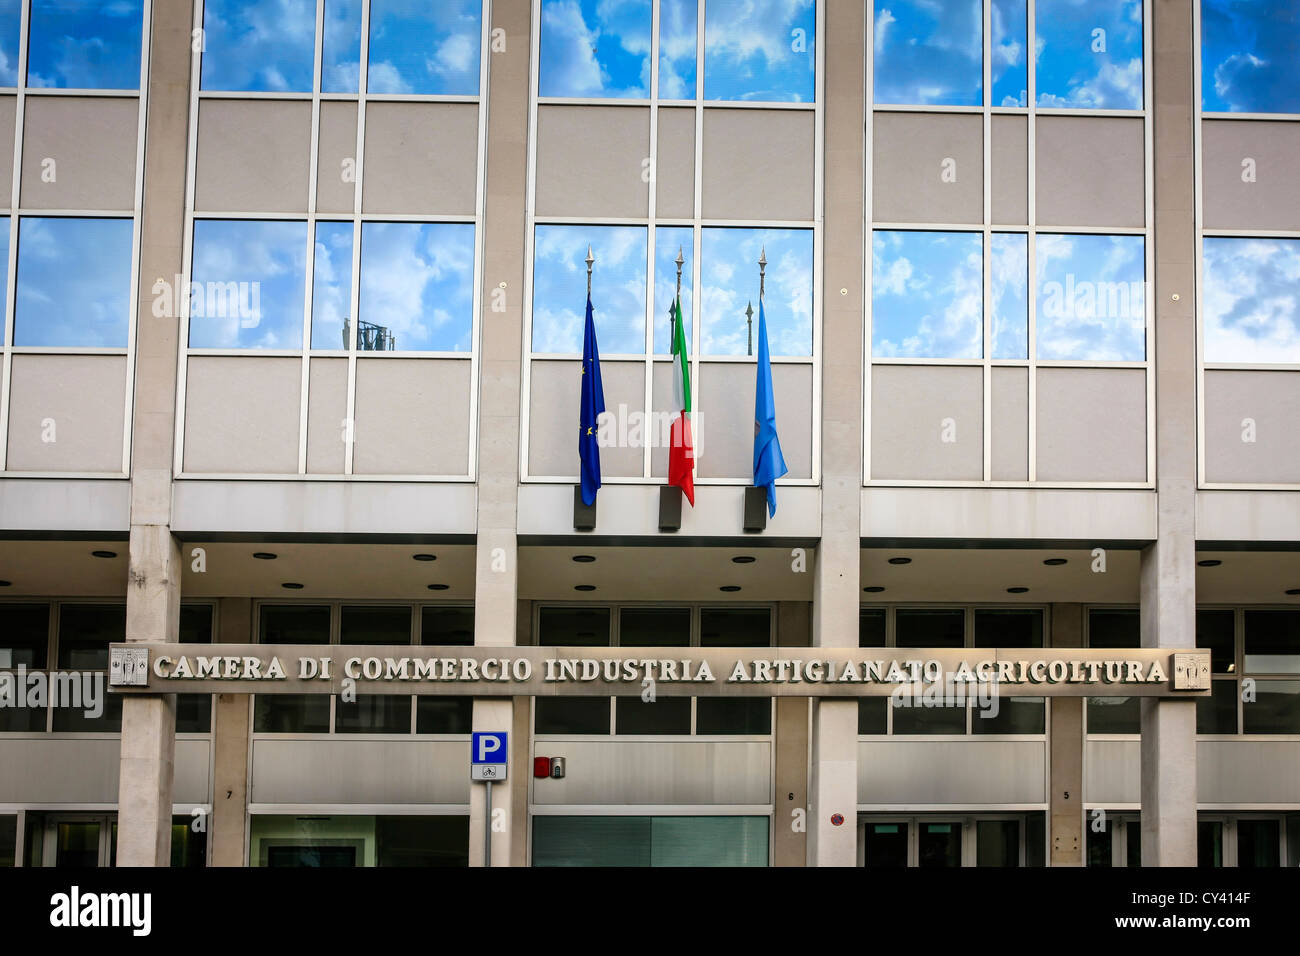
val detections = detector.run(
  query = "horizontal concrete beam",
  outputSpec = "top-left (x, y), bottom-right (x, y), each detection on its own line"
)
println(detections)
top-left (0, 479), bottom-right (131, 535)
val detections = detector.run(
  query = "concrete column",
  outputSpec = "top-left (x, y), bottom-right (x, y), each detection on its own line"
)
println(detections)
top-left (211, 599), bottom-right (251, 866)
top-left (774, 602), bottom-right (810, 865)
top-left (1139, 0), bottom-right (1199, 867)
top-left (806, 0), bottom-right (865, 868)
top-left (1049, 604), bottom-right (1083, 866)
top-left (469, 0), bottom-right (531, 867)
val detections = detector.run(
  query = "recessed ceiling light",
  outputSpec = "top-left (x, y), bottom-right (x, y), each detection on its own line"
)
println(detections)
top-left (1287, 589), bottom-right (1300, 596)
top-left (888, 557), bottom-right (912, 565)
top-left (1006, 586), bottom-right (1029, 594)
top-left (413, 554), bottom-right (437, 562)
top-left (281, 582), bottom-right (305, 590)
top-left (253, 552), bottom-right (277, 560)
top-left (731, 556), bottom-right (756, 564)
top-left (1197, 559), bottom-right (1222, 567)
top-left (1043, 558), bottom-right (1067, 566)
top-left (719, 585), bottom-right (742, 592)
top-left (92, 550), bottom-right (117, 559)
top-left (862, 586), bottom-right (885, 593)
top-left (572, 555), bottom-right (596, 563)
top-left (0, 580), bottom-right (11, 587)
top-left (574, 584), bottom-right (596, 591)
top-left (427, 584), bottom-right (450, 591)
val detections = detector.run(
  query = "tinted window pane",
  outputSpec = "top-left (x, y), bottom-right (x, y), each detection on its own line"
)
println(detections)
top-left (368, 0), bottom-right (481, 95)
top-left (702, 227), bottom-right (812, 357)
top-left (991, 232), bottom-right (1028, 359)
top-left (175, 695), bottom-right (212, 734)
top-left (180, 605), bottom-right (214, 644)
top-left (658, 0), bottom-right (696, 99)
top-left (1125, 819), bottom-right (1141, 866)
top-left (918, 820), bottom-right (961, 867)
top-left (974, 608), bottom-right (1043, 648)
top-left (704, 0), bottom-right (814, 102)
top-left (1236, 818), bottom-right (1280, 867)
top-left (539, 0), bottom-right (650, 98)
top-left (1243, 610), bottom-right (1300, 673)
top-left (1242, 680), bottom-right (1300, 734)
top-left (532, 224), bottom-right (646, 354)
top-left (259, 606), bottom-right (330, 644)
top-left (421, 606), bottom-right (475, 645)
top-left (893, 701), bottom-right (966, 734)
top-left (699, 607), bottom-right (770, 647)
top-left (253, 694), bottom-right (330, 733)
top-left (310, 221), bottom-right (354, 350)
top-left (1201, 0), bottom-right (1300, 113)
top-left (976, 819), bottom-right (1019, 866)
top-left (872, 231), bottom-right (982, 360)
top-left (1197, 680), bottom-right (1238, 734)
top-left (696, 697), bottom-right (771, 734)
top-left (15, 218), bottom-right (133, 347)
top-left (376, 815), bottom-right (469, 867)
top-left (538, 607), bottom-right (610, 646)
top-left (896, 608), bottom-right (963, 648)
top-left (1196, 609), bottom-right (1235, 673)
top-left (533, 815), bottom-right (651, 866)
top-left (189, 220), bottom-right (307, 349)
top-left (358, 222), bottom-right (474, 352)
top-left (336, 694), bottom-right (411, 733)
top-left (653, 226), bottom-right (693, 354)
top-left (1202, 238), bottom-right (1300, 363)
top-left (619, 607), bottom-right (690, 647)
top-left (0, 1), bottom-right (18, 86)
top-left (991, 0), bottom-right (1028, 106)
top-left (415, 696), bottom-right (472, 733)
top-left (28, 0), bottom-right (143, 89)
top-left (171, 817), bottom-right (207, 867)
top-left (864, 821), bottom-right (908, 867)
top-left (1035, 0), bottom-right (1143, 110)
top-left (1036, 234), bottom-right (1145, 361)
top-left (0, 604), bottom-right (49, 732)
top-left (201, 0), bottom-right (316, 92)
top-left (532, 815), bottom-right (768, 867)
top-left (615, 695), bottom-right (690, 734)
top-left (340, 606), bottom-right (411, 644)
top-left (859, 608), bottom-right (886, 647)
top-left (0, 815), bottom-right (14, 867)
top-left (0, 218), bottom-right (8, 344)
top-left (1089, 608), bottom-right (1139, 648)
top-left (1198, 820), bottom-right (1223, 867)
top-left (53, 604), bottom-right (124, 732)
top-left (321, 0), bottom-right (363, 93)
top-left (1087, 696), bottom-right (1139, 734)
top-left (535, 696), bottom-right (609, 734)
top-left (1087, 823), bottom-right (1113, 866)
top-left (873, 0), bottom-right (982, 106)
top-left (858, 697), bottom-right (888, 734)
top-left (974, 697), bottom-right (1044, 734)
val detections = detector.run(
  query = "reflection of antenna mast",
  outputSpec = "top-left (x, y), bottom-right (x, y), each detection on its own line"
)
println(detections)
top-left (672, 246), bottom-right (684, 340)
top-left (745, 302), bottom-right (754, 357)
top-left (586, 245), bottom-right (594, 296)
top-left (342, 316), bottom-right (395, 351)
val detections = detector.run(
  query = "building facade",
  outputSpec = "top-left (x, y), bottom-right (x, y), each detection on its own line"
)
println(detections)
top-left (1, 0), bottom-right (1298, 867)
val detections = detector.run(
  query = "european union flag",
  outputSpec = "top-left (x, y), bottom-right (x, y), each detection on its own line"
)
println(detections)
top-left (579, 293), bottom-right (606, 506)
top-left (753, 298), bottom-right (788, 516)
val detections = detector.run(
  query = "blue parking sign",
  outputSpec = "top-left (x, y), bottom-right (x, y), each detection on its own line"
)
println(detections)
top-left (471, 731), bottom-right (508, 765)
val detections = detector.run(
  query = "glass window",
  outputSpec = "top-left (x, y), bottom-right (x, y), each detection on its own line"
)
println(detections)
top-left (1125, 818), bottom-right (1141, 866)
top-left (27, 0), bottom-right (143, 89)
top-left (896, 608), bottom-right (963, 647)
top-left (1035, 0), bottom-right (1143, 110)
top-left (176, 605), bottom-right (214, 734)
top-left (535, 696), bottom-right (610, 734)
top-left (991, 0), bottom-right (1028, 106)
top-left (1202, 238), bottom-right (1300, 364)
top-left (1088, 696), bottom-right (1139, 734)
top-left (53, 604), bottom-right (125, 732)
top-left (1036, 234), bottom-right (1146, 362)
top-left (864, 821), bottom-right (908, 867)
top-left (699, 607), bottom-right (770, 646)
top-left (256, 606), bottom-right (330, 733)
top-left (336, 694), bottom-right (410, 733)
top-left (1201, 0), bottom-right (1300, 114)
top-left (704, 0), bottom-right (815, 102)
top-left (696, 697), bottom-right (771, 734)
top-left (653, 226), bottom-right (693, 355)
top-left (250, 814), bottom-right (468, 867)
top-left (873, 0), bottom-right (982, 106)
top-left (1197, 680), bottom-right (1238, 734)
top-left (538, 606), bottom-right (611, 646)
top-left (358, 222), bottom-right (475, 352)
top-left (859, 608), bottom-right (886, 647)
top-left (615, 695), bottom-right (690, 734)
top-left (1243, 680), bottom-right (1300, 734)
top-left (189, 220), bottom-right (307, 350)
top-left (415, 696), bottom-right (472, 733)
top-left (918, 821), bottom-right (961, 867)
top-left (701, 227), bottom-right (812, 357)
top-left (15, 218), bottom-right (134, 348)
top-left (1198, 820), bottom-right (1223, 867)
top-left (991, 232), bottom-right (1028, 359)
top-left (893, 700), bottom-right (966, 735)
top-left (974, 608), bottom-right (1043, 647)
top-left (858, 697), bottom-right (888, 734)
top-left (974, 697), bottom-right (1044, 734)
top-left (0, 603), bottom-right (48, 732)
top-left (260, 605), bottom-right (331, 644)
top-left (1197, 608), bottom-right (1236, 673)
top-left (0, 218), bottom-right (7, 344)
top-left (375, 815), bottom-right (469, 866)
top-left (0, 815), bottom-right (14, 867)
top-left (538, 0), bottom-right (651, 98)
top-left (0, 1), bottom-right (19, 86)
top-left (619, 607), bottom-right (690, 647)
top-left (1087, 821), bottom-right (1113, 866)
top-left (322, 0), bottom-right (364, 93)
top-left (872, 231), bottom-right (983, 360)
top-left (1088, 607), bottom-right (1140, 647)
top-left (310, 221), bottom-right (354, 350)
top-left (341, 606), bottom-right (411, 644)
top-left (532, 815), bottom-right (768, 866)
top-left (1236, 818), bottom-right (1280, 867)
top-left (201, 0), bottom-right (317, 93)
top-left (1244, 610), bottom-right (1300, 673)
top-left (976, 819), bottom-right (1019, 866)
top-left (532, 224), bottom-right (647, 354)
top-left (421, 606), bottom-right (475, 645)
top-left (658, 0), bottom-right (697, 99)
top-left (367, 0), bottom-right (482, 96)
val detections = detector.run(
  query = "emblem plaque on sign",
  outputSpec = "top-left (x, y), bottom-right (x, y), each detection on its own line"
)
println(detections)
top-left (1171, 653), bottom-right (1210, 691)
top-left (109, 646), bottom-right (149, 687)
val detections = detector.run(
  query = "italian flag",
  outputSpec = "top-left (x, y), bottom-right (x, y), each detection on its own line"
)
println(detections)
top-left (669, 296), bottom-right (695, 505)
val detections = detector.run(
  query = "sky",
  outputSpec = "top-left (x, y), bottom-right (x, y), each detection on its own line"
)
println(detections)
top-left (1034, 232), bottom-right (1145, 360)
top-left (1203, 237), bottom-right (1300, 363)
top-left (874, 0), bottom-right (983, 106)
top-left (189, 219), bottom-right (307, 349)
top-left (12, 0), bottom-right (144, 89)
top-left (1201, 0), bottom-right (1300, 113)
top-left (872, 230), bottom-right (983, 358)
top-left (1034, 0), bottom-right (1143, 109)
top-left (14, 217), bottom-right (134, 348)
top-left (538, 0), bottom-right (813, 101)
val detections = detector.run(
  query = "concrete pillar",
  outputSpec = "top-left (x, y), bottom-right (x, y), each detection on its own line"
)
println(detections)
top-left (1049, 604), bottom-right (1083, 866)
top-left (1139, 0), bottom-right (1199, 867)
top-left (469, 0), bottom-right (531, 867)
top-left (211, 599), bottom-right (251, 866)
top-left (774, 602), bottom-right (810, 865)
top-left (806, 0), bottom-right (865, 868)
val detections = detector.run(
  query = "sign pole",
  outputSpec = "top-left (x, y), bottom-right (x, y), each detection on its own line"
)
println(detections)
top-left (484, 779), bottom-right (492, 869)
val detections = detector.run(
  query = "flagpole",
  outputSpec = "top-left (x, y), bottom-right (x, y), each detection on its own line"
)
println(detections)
top-left (758, 246), bottom-right (766, 301)
top-left (586, 244), bottom-right (594, 295)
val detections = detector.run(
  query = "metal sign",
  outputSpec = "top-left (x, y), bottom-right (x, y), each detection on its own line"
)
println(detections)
top-left (471, 731), bottom-right (508, 781)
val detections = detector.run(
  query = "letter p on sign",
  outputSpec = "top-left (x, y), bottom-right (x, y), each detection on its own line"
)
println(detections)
top-left (472, 731), bottom-right (507, 764)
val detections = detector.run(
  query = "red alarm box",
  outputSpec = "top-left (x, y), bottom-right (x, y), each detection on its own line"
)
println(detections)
top-left (533, 756), bottom-right (552, 778)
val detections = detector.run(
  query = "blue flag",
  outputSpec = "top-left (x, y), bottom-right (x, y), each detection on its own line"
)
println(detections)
top-left (579, 294), bottom-right (606, 506)
top-left (753, 298), bottom-right (788, 516)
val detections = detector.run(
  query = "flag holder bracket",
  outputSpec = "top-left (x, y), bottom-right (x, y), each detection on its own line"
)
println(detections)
top-left (658, 486), bottom-right (683, 532)
top-left (742, 487), bottom-right (768, 533)
top-left (573, 486), bottom-right (597, 531)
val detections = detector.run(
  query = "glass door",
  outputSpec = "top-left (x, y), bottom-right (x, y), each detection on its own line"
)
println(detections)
top-left (862, 819), bottom-right (910, 866)
top-left (41, 814), bottom-right (115, 867)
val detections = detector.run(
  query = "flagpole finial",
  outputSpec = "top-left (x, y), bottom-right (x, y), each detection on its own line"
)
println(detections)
top-left (586, 245), bottom-right (595, 295)
top-left (674, 246), bottom-right (684, 298)
top-left (758, 247), bottom-right (767, 300)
